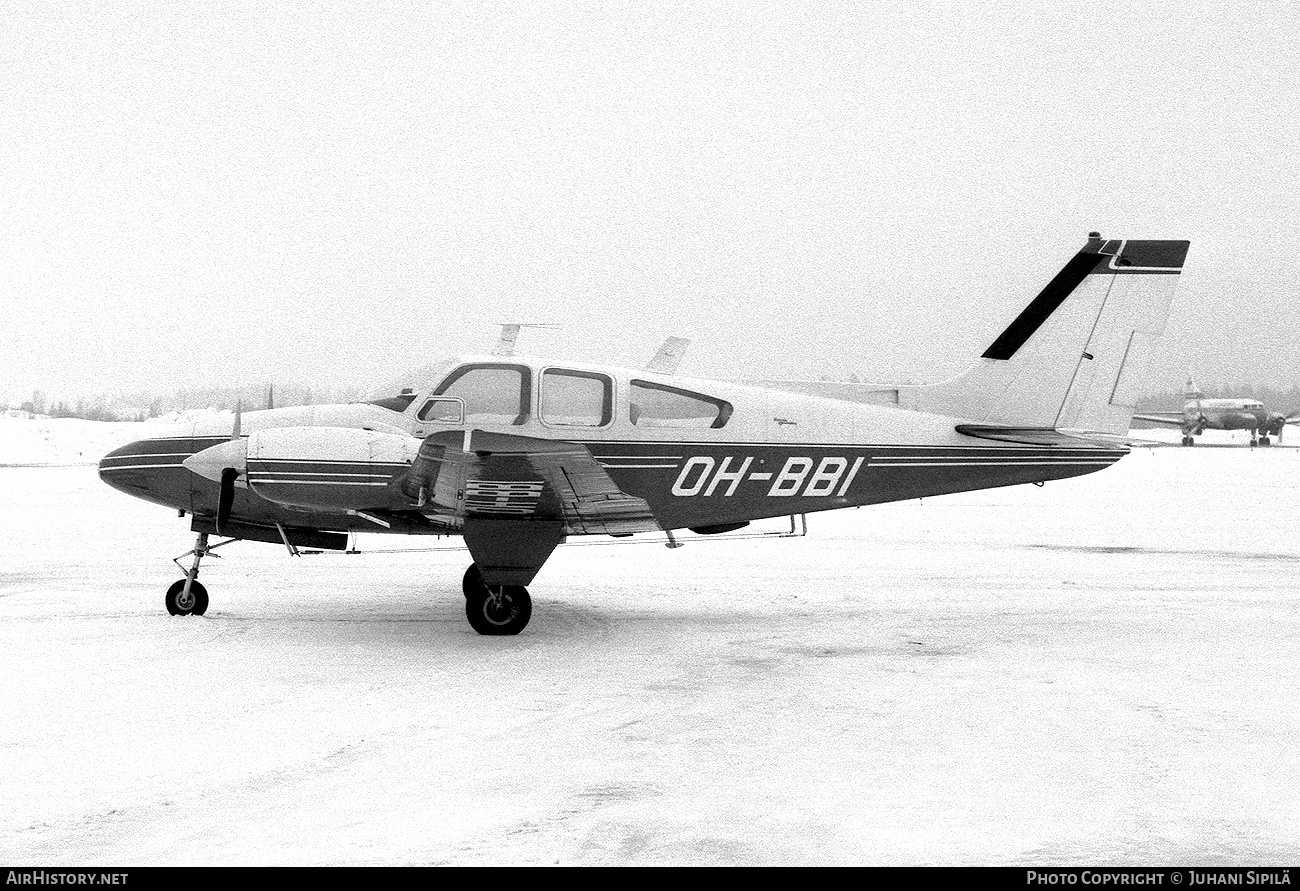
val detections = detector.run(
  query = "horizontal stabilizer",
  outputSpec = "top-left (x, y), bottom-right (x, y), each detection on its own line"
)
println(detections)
top-left (955, 424), bottom-right (1129, 450)
top-left (1131, 412), bottom-right (1186, 428)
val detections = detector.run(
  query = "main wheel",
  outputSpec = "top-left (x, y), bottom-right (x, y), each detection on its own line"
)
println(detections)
top-left (165, 579), bottom-right (209, 616)
top-left (465, 584), bottom-right (532, 636)
top-left (1261, 436), bottom-right (1271, 446)
top-left (463, 563), bottom-right (485, 598)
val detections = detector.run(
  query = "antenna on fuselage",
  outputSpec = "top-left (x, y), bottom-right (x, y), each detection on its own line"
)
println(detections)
top-left (492, 323), bottom-right (558, 357)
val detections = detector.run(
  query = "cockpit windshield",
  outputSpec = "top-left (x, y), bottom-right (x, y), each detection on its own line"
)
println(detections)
top-left (368, 390), bottom-right (420, 412)
top-left (365, 360), bottom-right (457, 412)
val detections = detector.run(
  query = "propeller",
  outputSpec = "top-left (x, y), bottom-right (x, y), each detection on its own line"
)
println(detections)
top-left (216, 402), bottom-right (243, 535)
top-left (217, 468), bottom-right (238, 534)
top-left (181, 402), bottom-right (247, 534)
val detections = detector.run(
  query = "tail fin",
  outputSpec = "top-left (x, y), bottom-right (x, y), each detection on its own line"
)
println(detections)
top-left (900, 233), bottom-right (1190, 435)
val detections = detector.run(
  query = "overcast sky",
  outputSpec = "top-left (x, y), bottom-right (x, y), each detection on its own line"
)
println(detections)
top-left (2, 1), bottom-right (1297, 403)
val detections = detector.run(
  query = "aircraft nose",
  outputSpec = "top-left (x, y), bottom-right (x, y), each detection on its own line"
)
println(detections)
top-left (98, 439), bottom-right (156, 495)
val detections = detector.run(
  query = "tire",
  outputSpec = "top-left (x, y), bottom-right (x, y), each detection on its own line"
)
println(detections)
top-left (465, 584), bottom-right (532, 636)
top-left (463, 563), bottom-right (486, 599)
top-left (165, 579), bottom-right (209, 617)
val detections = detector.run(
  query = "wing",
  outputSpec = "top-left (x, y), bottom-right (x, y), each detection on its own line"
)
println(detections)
top-left (412, 429), bottom-right (662, 586)
top-left (414, 429), bottom-right (660, 537)
top-left (1130, 412), bottom-right (1186, 428)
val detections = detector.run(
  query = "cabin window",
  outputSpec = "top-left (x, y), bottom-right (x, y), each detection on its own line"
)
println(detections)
top-left (433, 364), bottom-right (531, 425)
top-left (541, 369), bottom-right (612, 427)
top-left (629, 380), bottom-right (732, 429)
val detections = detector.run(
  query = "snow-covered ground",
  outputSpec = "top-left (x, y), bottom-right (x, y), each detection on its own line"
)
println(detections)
top-left (0, 413), bottom-right (229, 467)
top-left (2, 432), bottom-right (1299, 864)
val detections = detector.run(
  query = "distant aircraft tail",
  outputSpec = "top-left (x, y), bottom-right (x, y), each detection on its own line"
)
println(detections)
top-left (900, 233), bottom-right (1190, 436)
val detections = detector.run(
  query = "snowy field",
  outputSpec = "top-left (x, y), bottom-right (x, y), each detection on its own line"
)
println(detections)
top-left (0, 415), bottom-right (218, 467)
top-left (2, 423), bottom-right (1300, 864)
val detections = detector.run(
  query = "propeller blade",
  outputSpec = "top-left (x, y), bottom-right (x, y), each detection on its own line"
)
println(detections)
top-left (232, 399), bottom-right (242, 440)
top-left (216, 467), bottom-right (238, 535)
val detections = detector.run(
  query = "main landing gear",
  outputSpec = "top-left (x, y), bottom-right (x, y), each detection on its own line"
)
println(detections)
top-left (462, 563), bottom-right (532, 636)
top-left (1181, 435), bottom-right (1195, 446)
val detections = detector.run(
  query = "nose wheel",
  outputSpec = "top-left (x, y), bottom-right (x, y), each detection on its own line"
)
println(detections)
top-left (462, 563), bottom-right (532, 635)
top-left (166, 578), bottom-right (209, 615)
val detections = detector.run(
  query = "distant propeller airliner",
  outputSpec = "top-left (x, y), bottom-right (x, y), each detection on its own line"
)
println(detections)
top-left (101, 233), bottom-right (1189, 635)
top-left (1133, 378), bottom-right (1299, 446)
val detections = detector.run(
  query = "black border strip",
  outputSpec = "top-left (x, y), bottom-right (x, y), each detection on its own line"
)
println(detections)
top-left (981, 251), bottom-right (1106, 360)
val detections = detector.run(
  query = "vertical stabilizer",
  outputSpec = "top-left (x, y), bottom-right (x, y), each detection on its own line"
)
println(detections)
top-left (644, 336), bottom-right (692, 374)
top-left (900, 234), bottom-right (1190, 436)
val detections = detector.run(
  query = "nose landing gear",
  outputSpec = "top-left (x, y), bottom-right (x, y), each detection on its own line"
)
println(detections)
top-left (165, 532), bottom-right (234, 617)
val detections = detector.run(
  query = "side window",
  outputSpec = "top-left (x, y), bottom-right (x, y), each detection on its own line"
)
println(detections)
top-left (541, 369), bottom-right (612, 427)
top-left (433, 365), bottom-right (531, 425)
top-left (629, 380), bottom-right (732, 429)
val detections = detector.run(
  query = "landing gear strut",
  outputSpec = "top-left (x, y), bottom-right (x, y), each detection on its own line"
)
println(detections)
top-left (462, 563), bottom-right (532, 635)
top-left (165, 532), bottom-right (235, 616)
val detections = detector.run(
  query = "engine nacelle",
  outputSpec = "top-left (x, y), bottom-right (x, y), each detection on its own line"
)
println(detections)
top-left (246, 426), bottom-right (420, 510)
top-left (186, 426), bottom-right (420, 511)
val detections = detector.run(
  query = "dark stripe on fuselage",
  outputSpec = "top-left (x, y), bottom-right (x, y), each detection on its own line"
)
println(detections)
top-left (583, 441), bottom-right (1124, 529)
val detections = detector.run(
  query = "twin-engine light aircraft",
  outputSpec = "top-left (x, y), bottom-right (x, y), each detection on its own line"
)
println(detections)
top-left (1133, 378), bottom-right (1299, 446)
top-left (100, 233), bottom-right (1189, 635)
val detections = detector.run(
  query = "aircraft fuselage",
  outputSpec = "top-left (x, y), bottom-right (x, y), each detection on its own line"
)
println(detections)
top-left (100, 355), bottom-right (1126, 546)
